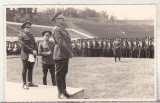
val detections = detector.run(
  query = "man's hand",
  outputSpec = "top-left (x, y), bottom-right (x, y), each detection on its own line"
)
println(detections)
top-left (47, 51), bottom-right (52, 55)
top-left (33, 50), bottom-right (37, 56)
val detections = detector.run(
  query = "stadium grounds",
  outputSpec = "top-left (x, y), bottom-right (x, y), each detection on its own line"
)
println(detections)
top-left (6, 56), bottom-right (155, 99)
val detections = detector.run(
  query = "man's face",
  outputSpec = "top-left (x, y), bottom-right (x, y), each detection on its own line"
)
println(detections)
top-left (44, 32), bottom-right (50, 41)
top-left (55, 18), bottom-right (67, 28)
top-left (23, 27), bottom-right (31, 33)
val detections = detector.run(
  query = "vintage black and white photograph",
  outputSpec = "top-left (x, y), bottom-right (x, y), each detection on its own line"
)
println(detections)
top-left (4, 4), bottom-right (156, 102)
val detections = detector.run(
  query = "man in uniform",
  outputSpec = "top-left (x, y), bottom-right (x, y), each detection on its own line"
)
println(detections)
top-left (102, 38), bottom-right (107, 57)
top-left (92, 38), bottom-right (98, 57)
top-left (38, 30), bottom-right (56, 86)
top-left (97, 38), bottom-right (103, 57)
top-left (128, 38), bottom-right (133, 58)
top-left (77, 40), bottom-right (82, 57)
top-left (149, 38), bottom-right (154, 58)
top-left (18, 21), bottom-right (38, 90)
top-left (52, 12), bottom-right (74, 99)
top-left (72, 40), bottom-right (78, 57)
top-left (113, 37), bottom-right (122, 62)
top-left (87, 39), bottom-right (93, 57)
top-left (82, 40), bottom-right (88, 57)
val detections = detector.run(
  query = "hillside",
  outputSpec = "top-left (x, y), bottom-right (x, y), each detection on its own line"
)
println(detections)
top-left (73, 20), bottom-right (154, 38)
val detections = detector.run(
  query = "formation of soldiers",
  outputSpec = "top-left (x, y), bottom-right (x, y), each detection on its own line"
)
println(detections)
top-left (6, 41), bottom-right (21, 55)
top-left (71, 37), bottom-right (154, 58)
top-left (6, 37), bottom-right (154, 58)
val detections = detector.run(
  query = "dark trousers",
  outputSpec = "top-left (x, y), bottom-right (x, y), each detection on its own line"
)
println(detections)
top-left (92, 49), bottom-right (97, 57)
top-left (22, 60), bottom-right (35, 85)
top-left (42, 64), bottom-right (56, 86)
top-left (102, 49), bottom-right (107, 57)
top-left (97, 49), bottom-right (102, 57)
top-left (87, 48), bottom-right (92, 57)
top-left (82, 48), bottom-right (87, 57)
top-left (114, 50), bottom-right (121, 62)
top-left (55, 58), bottom-right (69, 94)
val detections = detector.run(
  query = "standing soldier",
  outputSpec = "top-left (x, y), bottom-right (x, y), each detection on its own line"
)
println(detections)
top-left (87, 39), bottom-right (93, 57)
top-left (125, 39), bottom-right (129, 57)
top-left (77, 40), bottom-right (82, 57)
top-left (52, 12), bottom-right (74, 99)
top-left (128, 39), bottom-right (133, 58)
top-left (102, 39), bottom-right (107, 57)
top-left (138, 39), bottom-right (143, 58)
top-left (92, 38), bottom-right (98, 57)
top-left (72, 40), bottom-right (78, 57)
top-left (149, 38), bottom-right (154, 58)
top-left (121, 39), bottom-right (126, 57)
top-left (113, 37), bottom-right (122, 62)
top-left (12, 41), bottom-right (19, 55)
top-left (18, 21), bottom-right (38, 90)
top-left (82, 40), bottom-right (88, 57)
top-left (132, 39), bottom-right (138, 58)
top-left (38, 30), bottom-right (56, 86)
top-left (97, 39), bottom-right (103, 57)
top-left (144, 37), bottom-right (149, 58)
top-left (7, 42), bottom-right (13, 55)
top-left (107, 39), bottom-right (112, 57)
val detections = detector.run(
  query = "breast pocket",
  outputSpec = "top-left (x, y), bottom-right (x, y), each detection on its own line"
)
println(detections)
top-left (23, 35), bottom-right (30, 40)
top-left (43, 46), bottom-right (49, 52)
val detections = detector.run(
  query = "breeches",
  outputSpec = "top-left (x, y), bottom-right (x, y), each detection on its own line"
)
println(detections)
top-left (22, 60), bottom-right (35, 84)
top-left (55, 58), bottom-right (69, 93)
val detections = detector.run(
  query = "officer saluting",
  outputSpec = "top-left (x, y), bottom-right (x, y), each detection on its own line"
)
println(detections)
top-left (52, 12), bottom-right (74, 99)
top-left (18, 21), bottom-right (38, 89)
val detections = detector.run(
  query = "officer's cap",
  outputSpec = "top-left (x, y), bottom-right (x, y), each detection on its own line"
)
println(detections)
top-left (21, 21), bottom-right (32, 29)
top-left (52, 12), bottom-right (64, 21)
top-left (42, 30), bottom-right (52, 36)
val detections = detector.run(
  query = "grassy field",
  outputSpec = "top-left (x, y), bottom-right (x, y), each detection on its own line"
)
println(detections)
top-left (6, 57), bottom-right (155, 99)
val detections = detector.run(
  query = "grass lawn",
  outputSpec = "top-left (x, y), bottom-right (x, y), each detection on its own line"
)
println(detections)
top-left (6, 57), bottom-right (155, 99)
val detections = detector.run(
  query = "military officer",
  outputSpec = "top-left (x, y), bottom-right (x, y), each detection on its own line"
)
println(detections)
top-left (52, 12), bottom-right (74, 99)
top-left (113, 37), bottom-right (122, 62)
top-left (38, 30), bottom-right (56, 86)
top-left (18, 21), bottom-right (38, 90)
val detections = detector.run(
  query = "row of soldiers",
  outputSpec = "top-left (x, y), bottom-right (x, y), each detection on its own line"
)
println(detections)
top-left (6, 37), bottom-right (154, 58)
top-left (71, 37), bottom-right (154, 58)
top-left (6, 41), bottom-right (21, 55)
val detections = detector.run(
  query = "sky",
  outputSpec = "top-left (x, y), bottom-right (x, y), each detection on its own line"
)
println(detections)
top-left (9, 5), bottom-right (156, 20)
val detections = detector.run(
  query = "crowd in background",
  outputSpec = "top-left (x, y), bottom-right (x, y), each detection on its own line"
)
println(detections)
top-left (6, 37), bottom-right (154, 58)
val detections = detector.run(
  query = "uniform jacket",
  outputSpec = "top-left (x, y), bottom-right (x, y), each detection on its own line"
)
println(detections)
top-left (113, 40), bottom-right (121, 53)
top-left (53, 26), bottom-right (74, 60)
top-left (18, 32), bottom-right (37, 60)
top-left (38, 40), bottom-right (55, 64)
